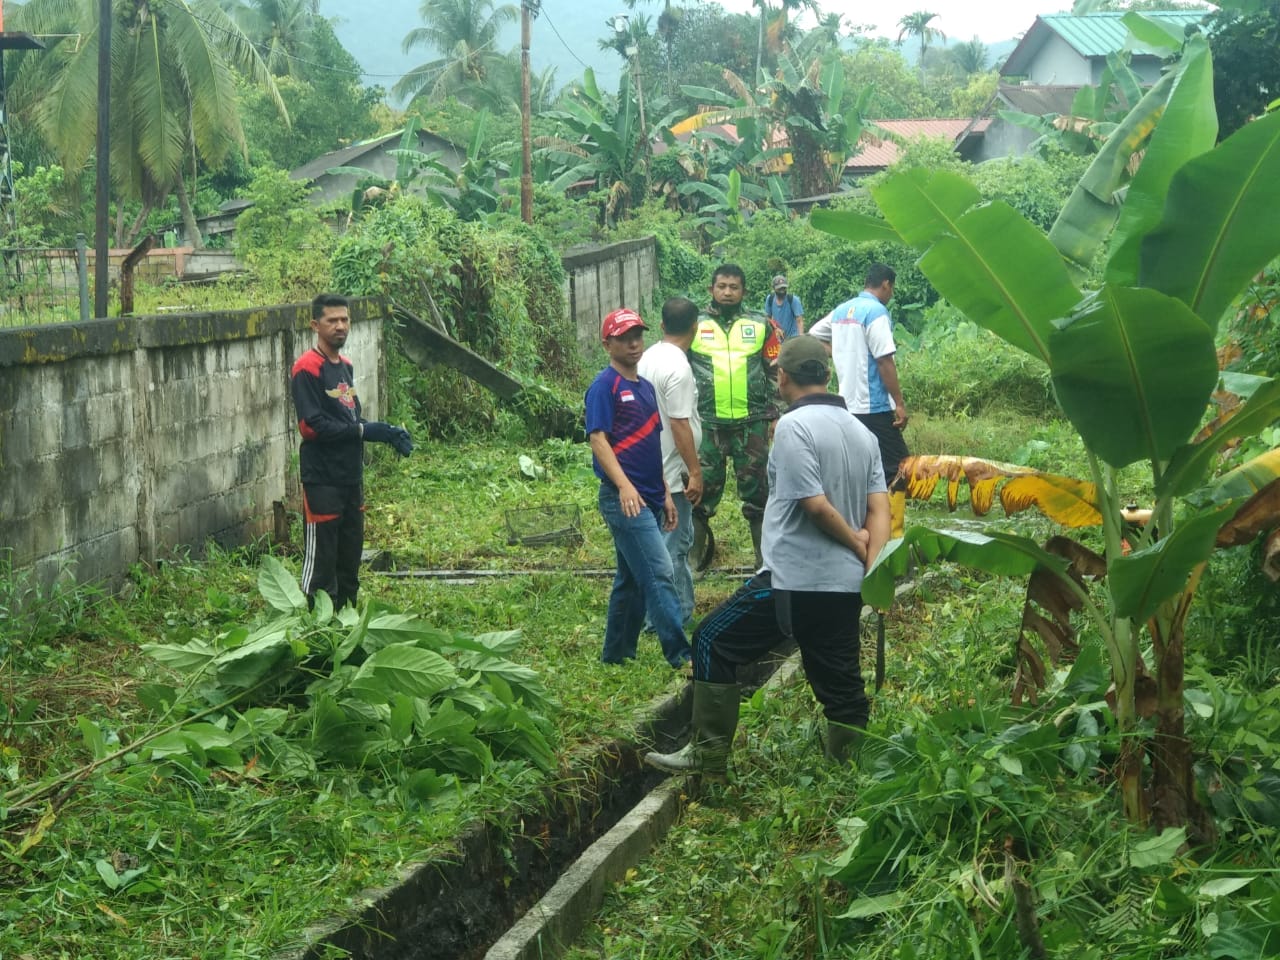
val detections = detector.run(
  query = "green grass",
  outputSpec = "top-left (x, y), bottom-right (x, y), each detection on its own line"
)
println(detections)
top-left (3, 424), bottom-right (1275, 959)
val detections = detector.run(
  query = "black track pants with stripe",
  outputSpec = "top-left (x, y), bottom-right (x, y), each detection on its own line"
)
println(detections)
top-left (301, 483), bottom-right (364, 610)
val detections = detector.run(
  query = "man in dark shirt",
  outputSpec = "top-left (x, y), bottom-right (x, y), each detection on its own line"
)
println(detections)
top-left (290, 294), bottom-right (413, 610)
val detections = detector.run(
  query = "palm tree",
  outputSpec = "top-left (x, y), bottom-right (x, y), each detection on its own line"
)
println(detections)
top-left (10, 0), bottom-right (286, 247)
top-left (393, 0), bottom-right (519, 107)
top-left (896, 10), bottom-right (945, 85)
top-left (220, 0), bottom-right (320, 77)
top-left (948, 36), bottom-right (988, 76)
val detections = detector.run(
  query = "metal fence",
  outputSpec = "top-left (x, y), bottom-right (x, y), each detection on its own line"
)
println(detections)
top-left (0, 234), bottom-right (89, 327)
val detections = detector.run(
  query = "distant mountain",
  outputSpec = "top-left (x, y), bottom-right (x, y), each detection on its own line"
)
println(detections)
top-left (318, 1), bottom-right (1024, 105)
top-left (317, 0), bottom-right (623, 102)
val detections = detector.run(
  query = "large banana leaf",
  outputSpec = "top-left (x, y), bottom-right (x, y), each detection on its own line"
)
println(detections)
top-left (1048, 70), bottom-right (1177, 277)
top-left (918, 201), bottom-right (1082, 365)
top-left (869, 168), bottom-right (982, 248)
top-left (1139, 109), bottom-right (1280, 332)
top-left (808, 208), bottom-right (904, 246)
top-left (898, 455), bottom-right (1101, 526)
top-left (1159, 378), bottom-right (1280, 498)
top-left (861, 527), bottom-right (1069, 610)
top-left (1106, 36), bottom-right (1216, 286)
top-left (1049, 285), bottom-right (1218, 469)
top-left (1202, 447), bottom-right (1280, 504)
top-left (1109, 502), bottom-right (1237, 621)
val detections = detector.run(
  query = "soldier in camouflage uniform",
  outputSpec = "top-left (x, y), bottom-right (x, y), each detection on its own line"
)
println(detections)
top-left (688, 264), bottom-right (782, 567)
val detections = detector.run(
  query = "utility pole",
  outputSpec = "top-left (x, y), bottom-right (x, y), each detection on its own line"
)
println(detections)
top-left (94, 0), bottom-right (111, 318)
top-left (520, 0), bottom-right (540, 224)
top-left (611, 14), bottom-right (649, 188)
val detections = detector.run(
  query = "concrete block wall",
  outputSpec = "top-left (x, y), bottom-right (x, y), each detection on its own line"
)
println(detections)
top-left (0, 299), bottom-right (384, 591)
top-left (561, 237), bottom-right (658, 354)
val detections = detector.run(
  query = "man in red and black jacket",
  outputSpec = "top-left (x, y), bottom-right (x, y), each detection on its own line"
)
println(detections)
top-left (290, 294), bottom-right (413, 610)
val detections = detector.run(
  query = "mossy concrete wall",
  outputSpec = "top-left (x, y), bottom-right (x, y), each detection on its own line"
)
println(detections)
top-left (561, 237), bottom-right (658, 355)
top-left (0, 299), bottom-right (385, 591)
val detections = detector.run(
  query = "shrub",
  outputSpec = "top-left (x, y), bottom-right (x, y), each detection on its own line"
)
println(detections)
top-left (900, 301), bottom-right (1056, 419)
top-left (234, 168), bottom-right (335, 297)
top-left (331, 197), bottom-right (580, 437)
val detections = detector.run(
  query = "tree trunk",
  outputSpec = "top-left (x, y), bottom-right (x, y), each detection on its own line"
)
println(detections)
top-left (176, 179), bottom-right (203, 250)
top-left (1150, 585), bottom-right (1215, 845)
top-left (124, 204), bottom-right (151, 248)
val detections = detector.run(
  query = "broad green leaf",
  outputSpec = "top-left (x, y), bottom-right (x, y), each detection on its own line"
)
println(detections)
top-left (1050, 286), bottom-right (1218, 469)
top-left (389, 694), bottom-right (415, 743)
top-left (147, 722), bottom-right (236, 759)
top-left (1154, 878), bottom-right (1196, 918)
top-left (363, 612), bottom-right (454, 653)
top-left (677, 85), bottom-right (737, 106)
top-left (229, 707), bottom-right (288, 743)
top-left (405, 767), bottom-right (455, 802)
top-left (1110, 502), bottom-right (1236, 621)
top-left (1130, 826), bottom-right (1187, 867)
top-left (1122, 11), bottom-right (1190, 50)
top-left (307, 695), bottom-right (376, 764)
top-left (1160, 379), bottom-right (1280, 497)
top-left (1140, 109), bottom-right (1280, 331)
top-left (135, 683), bottom-right (179, 714)
top-left (1200, 877), bottom-right (1254, 899)
top-left (96, 859), bottom-right (122, 890)
top-left (215, 625), bottom-right (293, 690)
top-left (259, 555), bottom-right (306, 613)
top-left (78, 716), bottom-right (107, 760)
top-left (1050, 70), bottom-right (1176, 276)
top-left (870, 167), bottom-right (983, 248)
top-left (417, 699), bottom-right (477, 741)
top-left (141, 638), bottom-right (217, 673)
top-left (468, 630), bottom-right (525, 655)
top-left (862, 526), bottom-right (1068, 609)
top-left (1202, 447), bottom-right (1280, 504)
top-left (809, 208), bottom-right (904, 246)
top-left (1107, 36), bottom-right (1216, 285)
top-left (836, 892), bottom-right (907, 920)
top-left (312, 588), bottom-right (334, 625)
top-left (350, 645), bottom-right (457, 702)
top-left (920, 201), bottom-right (1081, 364)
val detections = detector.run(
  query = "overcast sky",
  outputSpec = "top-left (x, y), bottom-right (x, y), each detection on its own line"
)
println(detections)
top-left (713, 1), bottom-right (1076, 43)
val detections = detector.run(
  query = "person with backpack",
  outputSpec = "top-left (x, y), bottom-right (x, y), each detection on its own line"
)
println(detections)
top-left (763, 275), bottom-right (805, 339)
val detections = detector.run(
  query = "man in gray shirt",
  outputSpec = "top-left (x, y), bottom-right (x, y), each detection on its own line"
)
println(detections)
top-left (646, 336), bottom-right (891, 776)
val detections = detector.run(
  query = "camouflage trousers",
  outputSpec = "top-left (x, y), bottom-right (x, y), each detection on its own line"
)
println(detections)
top-left (697, 419), bottom-right (771, 522)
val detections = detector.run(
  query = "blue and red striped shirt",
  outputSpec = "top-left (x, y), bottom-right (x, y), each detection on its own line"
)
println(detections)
top-left (585, 366), bottom-right (666, 509)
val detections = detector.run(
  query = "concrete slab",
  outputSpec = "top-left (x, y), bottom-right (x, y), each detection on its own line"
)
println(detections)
top-left (483, 779), bottom-right (685, 960)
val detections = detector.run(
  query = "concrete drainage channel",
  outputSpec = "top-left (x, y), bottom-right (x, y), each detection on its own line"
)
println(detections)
top-left (289, 631), bottom-right (799, 960)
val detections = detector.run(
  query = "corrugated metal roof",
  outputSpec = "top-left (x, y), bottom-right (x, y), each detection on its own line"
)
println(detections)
top-left (996, 84), bottom-right (1082, 116)
top-left (1002, 10), bottom-right (1209, 77)
top-left (846, 118), bottom-right (991, 172)
top-left (1044, 11), bottom-right (1206, 57)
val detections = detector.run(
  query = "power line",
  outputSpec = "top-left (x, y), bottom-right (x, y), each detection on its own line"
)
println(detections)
top-left (540, 8), bottom-right (590, 69)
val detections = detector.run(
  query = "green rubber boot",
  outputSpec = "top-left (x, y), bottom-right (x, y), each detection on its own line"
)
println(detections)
top-left (645, 681), bottom-right (740, 777)
top-left (748, 516), bottom-right (764, 569)
top-left (825, 720), bottom-right (865, 763)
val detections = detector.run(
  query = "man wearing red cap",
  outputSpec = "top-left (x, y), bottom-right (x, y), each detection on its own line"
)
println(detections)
top-left (585, 308), bottom-right (694, 670)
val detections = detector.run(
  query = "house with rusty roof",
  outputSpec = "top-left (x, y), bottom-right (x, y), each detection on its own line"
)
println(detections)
top-left (978, 9), bottom-right (1210, 159)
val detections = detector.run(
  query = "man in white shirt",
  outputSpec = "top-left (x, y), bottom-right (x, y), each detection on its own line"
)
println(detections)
top-left (809, 263), bottom-right (909, 534)
top-left (638, 297), bottom-right (704, 625)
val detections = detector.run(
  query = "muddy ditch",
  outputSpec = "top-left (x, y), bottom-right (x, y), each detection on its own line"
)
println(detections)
top-left (291, 645), bottom-right (793, 960)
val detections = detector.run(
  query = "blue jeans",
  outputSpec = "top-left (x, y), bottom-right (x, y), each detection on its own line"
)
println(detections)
top-left (663, 491), bottom-right (695, 624)
top-left (598, 485), bottom-right (693, 667)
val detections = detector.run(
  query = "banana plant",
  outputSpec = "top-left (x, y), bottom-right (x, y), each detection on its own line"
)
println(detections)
top-left (813, 29), bottom-right (1280, 833)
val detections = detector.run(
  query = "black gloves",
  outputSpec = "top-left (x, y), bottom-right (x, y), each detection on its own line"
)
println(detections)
top-left (361, 421), bottom-right (414, 457)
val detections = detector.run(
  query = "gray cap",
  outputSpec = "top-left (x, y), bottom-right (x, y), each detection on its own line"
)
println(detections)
top-left (772, 274), bottom-right (788, 290)
top-left (777, 335), bottom-right (829, 380)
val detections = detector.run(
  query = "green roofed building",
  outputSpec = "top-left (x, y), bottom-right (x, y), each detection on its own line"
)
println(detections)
top-left (1000, 10), bottom-right (1210, 86)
